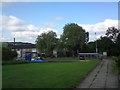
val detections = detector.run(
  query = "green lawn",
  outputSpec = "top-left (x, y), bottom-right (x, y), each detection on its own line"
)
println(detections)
top-left (2, 60), bottom-right (100, 88)
top-left (45, 57), bottom-right (79, 60)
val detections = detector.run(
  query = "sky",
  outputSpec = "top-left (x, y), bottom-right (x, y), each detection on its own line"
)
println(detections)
top-left (0, 2), bottom-right (118, 44)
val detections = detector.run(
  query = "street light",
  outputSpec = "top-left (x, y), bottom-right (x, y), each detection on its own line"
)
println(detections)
top-left (95, 32), bottom-right (98, 53)
top-left (14, 37), bottom-right (15, 51)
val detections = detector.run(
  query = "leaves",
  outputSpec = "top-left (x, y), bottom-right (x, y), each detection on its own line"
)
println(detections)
top-left (2, 46), bottom-right (17, 61)
top-left (105, 27), bottom-right (119, 42)
top-left (61, 23), bottom-right (87, 56)
top-left (97, 36), bottom-right (114, 54)
top-left (36, 31), bottom-right (58, 54)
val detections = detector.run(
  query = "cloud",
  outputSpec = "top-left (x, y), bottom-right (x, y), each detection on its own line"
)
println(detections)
top-left (7, 16), bottom-right (25, 26)
top-left (1, 0), bottom-right (118, 2)
top-left (79, 19), bottom-right (118, 41)
top-left (1, 14), bottom-right (118, 43)
top-left (1, 15), bottom-right (58, 43)
top-left (0, 2), bottom-right (13, 7)
top-left (11, 28), bottom-right (58, 43)
top-left (0, 36), bottom-right (12, 42)
top-left (0, 0), bottom-right (32, 2)
top-left (43, 22), bottom-right (55, 28)
top-left (52, 16), bottom-right (64, 21)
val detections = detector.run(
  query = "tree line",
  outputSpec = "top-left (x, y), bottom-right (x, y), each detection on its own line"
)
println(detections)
top-left (36, 23), bottom-right (120, 57)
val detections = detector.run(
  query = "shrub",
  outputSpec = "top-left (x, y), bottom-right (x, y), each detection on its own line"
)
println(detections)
top-left (2, 60), bottom-right (30, 65)
top-left (12, 60), bottom-right (30, 64)
top-left (113, 56), bottom-right (120, 74)
top-left (2, 47), bottom-right (17, 61)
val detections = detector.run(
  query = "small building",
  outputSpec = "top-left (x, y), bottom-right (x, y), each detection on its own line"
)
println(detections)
top-left (78, 53), bottom-right (101, 60)
top-left (7, 42), bottom-right (38, 59)
top-left (53, 49), bottom-right (57, 58)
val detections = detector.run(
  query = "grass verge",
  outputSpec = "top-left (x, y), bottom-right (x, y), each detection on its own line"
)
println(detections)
top-left (2, 60), bottom-right (100, 88)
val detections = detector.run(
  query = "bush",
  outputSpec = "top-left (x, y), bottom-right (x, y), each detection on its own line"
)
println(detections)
top-left (12, 60), bottom-right (30, 64)
top-left (2, 47), bottom-right (17, 61)
top-left (2, 60), bottom-right (30, 65)
top-left (113, 56), bottom-right (120, 74)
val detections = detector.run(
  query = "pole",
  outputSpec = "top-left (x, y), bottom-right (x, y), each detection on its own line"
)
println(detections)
top-left (95, 32), bottom-right (98, 53)
top-left (14, 37), bottom-right (15, 51)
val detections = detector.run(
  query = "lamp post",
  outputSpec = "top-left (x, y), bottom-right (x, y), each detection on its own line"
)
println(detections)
top-left (95, 32), bottom-right (98, 53)
top-left (14, 37), bottom-right (15, 51)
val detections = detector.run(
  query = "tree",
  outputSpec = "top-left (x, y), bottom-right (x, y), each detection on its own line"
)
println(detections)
top-left (61, 23), bottom-right (88, 56)
top-left (2, 46), bottom-right (17, 61)
top-left (85, 32), bottom-right (89, 44)
top-left (87, 42), bottom-right (96, 53)
top-left (105, 27), bottom-right (119, 42)
top-left (116, 33), bottom-right (120, 56)
top-left (96, 36), bottom-right (114, 56)
top-left (36, 31), bottom-right (58, 55)
top-left (116, 32), bottom-right (120, 45)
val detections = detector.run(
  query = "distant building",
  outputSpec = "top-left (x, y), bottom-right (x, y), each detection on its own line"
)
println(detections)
top-left (3, 42), bottom-right (38, 59)
top-left (53, 49), bottom-right (57, 57)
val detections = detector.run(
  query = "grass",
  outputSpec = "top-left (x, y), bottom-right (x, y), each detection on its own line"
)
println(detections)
top-left (2, 60), bottom-right (100, 88)
top-left (2, 60), bottom-right (30, 65)
top-left (45, 57), bottom-right (79, 60)
top-left (112, 57), bottom-right (120, 74)
top-left (112, 58), bottom-right (118, 74)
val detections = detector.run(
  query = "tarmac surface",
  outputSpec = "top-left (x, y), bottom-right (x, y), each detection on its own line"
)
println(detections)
top-left (77, 59), bottom-right (119, 89)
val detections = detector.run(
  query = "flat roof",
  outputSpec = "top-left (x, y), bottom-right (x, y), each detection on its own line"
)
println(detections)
top-left (78, 53), bottom-right (99, 55)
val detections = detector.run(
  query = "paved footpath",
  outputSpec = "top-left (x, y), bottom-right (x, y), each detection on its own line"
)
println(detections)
top-left (77, 59), bottom-right (119, 88)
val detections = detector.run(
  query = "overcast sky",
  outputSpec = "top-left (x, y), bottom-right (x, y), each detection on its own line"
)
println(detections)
top-left (1, 2), bottom-right (118, 43)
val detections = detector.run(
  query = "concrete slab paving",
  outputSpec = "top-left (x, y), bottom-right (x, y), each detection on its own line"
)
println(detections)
top-left (77, 59), bottom-right (119, 89)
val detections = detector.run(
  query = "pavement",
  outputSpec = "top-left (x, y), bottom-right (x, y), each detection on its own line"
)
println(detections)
top-left (76, 59), bottom-right (119, 89)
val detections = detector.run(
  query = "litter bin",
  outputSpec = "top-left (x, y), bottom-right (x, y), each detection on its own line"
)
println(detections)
top-left (25, 55), bottom-right (31, 61)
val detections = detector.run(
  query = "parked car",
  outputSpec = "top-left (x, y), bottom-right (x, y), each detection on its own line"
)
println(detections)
top-left (31, 57), bottom-right (46, 63)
